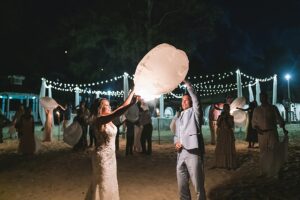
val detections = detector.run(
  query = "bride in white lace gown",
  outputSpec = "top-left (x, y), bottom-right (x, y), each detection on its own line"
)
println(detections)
top-left (86, 90), bottom-right (136, 200)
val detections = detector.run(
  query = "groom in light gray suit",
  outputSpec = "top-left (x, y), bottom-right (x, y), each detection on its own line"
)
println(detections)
top-left (174, 80), bottom-right (206, 200)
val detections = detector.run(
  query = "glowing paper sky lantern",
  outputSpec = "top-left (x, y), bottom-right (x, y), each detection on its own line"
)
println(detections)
top-left (230, 96), bottom-right (246, 113)
top-left (230, 97), bottom-right (247, 127)
top-left (63, 121), bottom-right (83, 147)
top-left (134, 43), bottom-right (189, 100)
top-left (40, 96), bottom-right (61, 110)
top-left (232, 110), bottom-right (247, 127)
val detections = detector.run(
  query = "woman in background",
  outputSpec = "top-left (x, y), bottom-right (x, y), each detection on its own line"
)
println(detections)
top-left (9, 104), bottom-right (24, 139)
top-left (43, 108), bottom-right (53, 142)
top-left (215, 103), bottom-right (237, 169)
top-left (237, 100), bottom-right (258, 148)
top-left (18, 107), bottom-right (35, 155)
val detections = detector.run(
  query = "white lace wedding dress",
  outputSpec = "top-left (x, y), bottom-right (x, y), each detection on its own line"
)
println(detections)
top-left (86, 123), bottom-right (119, 200)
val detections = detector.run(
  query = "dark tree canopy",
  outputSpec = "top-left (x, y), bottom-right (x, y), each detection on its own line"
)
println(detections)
top-left (47, 0), bottom-right (222, 81)
top-left (1, 0), bottom-right (300, 101)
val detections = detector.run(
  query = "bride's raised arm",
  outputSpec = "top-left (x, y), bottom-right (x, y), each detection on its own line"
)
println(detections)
top-left (96, 89), bottom-right (137, 125)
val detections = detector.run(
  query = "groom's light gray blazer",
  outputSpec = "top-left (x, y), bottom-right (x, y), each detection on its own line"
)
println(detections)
top-left (173, 86), bottom-right (204, 153)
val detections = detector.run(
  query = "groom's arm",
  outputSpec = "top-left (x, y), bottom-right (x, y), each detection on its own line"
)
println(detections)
top-left (185, 80), bottom-right (201, 126)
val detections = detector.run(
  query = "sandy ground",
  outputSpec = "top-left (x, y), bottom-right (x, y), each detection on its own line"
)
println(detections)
top-left (0, 124), bottom-right (300, 200)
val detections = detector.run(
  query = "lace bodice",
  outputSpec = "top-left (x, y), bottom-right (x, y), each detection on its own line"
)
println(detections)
top-left (95, 123), bottom-right (117, 151)
top-left (86, 122), bottom-right (119, 200)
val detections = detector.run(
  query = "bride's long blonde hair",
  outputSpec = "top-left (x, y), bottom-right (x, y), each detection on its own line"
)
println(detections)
top-left (97, 98), bottom-right (110, 146)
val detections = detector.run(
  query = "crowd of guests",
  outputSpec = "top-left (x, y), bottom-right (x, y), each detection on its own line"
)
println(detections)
top-left (0, 97), bottom-right (154, 157)
top-left (207, 92), bottom-right (287, 177)
top-left (0, 105), bottom-right (36, 155)
top-left (123, 97), bottom-right (153, 155)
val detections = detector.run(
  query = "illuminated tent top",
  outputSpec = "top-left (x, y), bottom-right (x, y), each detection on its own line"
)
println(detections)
top-left (0, 92), bottom-right (38, 100)
top-left (40, 96), bottom-right (65, 111)
top-left (0, 92), bottom-right (39, 121)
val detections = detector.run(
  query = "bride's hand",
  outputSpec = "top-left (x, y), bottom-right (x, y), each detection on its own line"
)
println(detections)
top-left (130, 95), bottom-right (139, 105)
top-left (129, 85), bottom-right (135, 94)
top-left (124, 87), bottom-right (136, 106)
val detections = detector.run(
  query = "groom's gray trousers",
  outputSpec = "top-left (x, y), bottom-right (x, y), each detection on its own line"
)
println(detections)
top-left (177, 148), bottom-right (206, 200)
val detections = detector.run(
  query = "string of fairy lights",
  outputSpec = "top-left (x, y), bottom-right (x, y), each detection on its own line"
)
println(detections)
top-left (42, 70), bottom-right (276, 99)
top-left (42, 73), bottom-right (134, 97)
top-left (165, 70), bottom-right (275, 99)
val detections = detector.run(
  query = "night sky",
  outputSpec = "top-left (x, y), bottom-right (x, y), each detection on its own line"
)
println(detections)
top-left (1, 0), bottom-right (299, 102)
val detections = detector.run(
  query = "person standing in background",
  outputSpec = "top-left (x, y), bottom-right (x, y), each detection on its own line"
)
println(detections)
top-left (208, 104), bottom-right (220, 145)
top-left (252, 92), bottom-right (288, 177)
top-left (74, 101), bottom-right (90, 150)
top-left (43, 108), bottom-right (53, 142)
top-left (11, 104), bottom-right (25, 139)
top-left (0, 109), bottom-right (11, 143)
top-left (88, 99), bottom-right (100, 148)
top-left (18, 107), bottom-right (35, 155)
top-left (134, 100), bottom-right (143, 153)
top-left (140, 100), bottom-right (153, 155)
top-left (215, 103), bottom-right (237, 170)
top-left (237, 100), bottom-right (258, 148)
top-left (124, 101), bottom-right (139, 156)
top-left (112, 115), bottom-right (122, 151)
top-left (209, 96), bottom-right (234, 145)
top-left (62, 103), bottom-right (71, 130)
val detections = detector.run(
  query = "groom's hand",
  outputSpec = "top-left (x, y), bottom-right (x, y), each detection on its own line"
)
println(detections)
top-left (175, 142), bottom-right (183, 152)
top-left (183, 80), bottom-right (192, 89)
